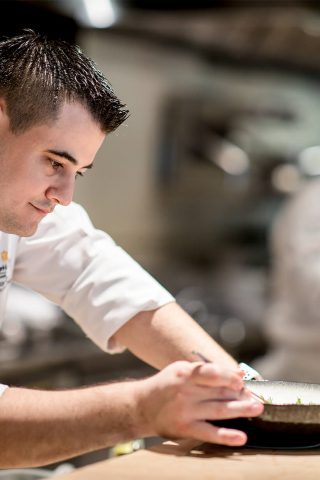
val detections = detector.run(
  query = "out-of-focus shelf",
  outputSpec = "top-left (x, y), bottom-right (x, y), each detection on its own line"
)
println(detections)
top-left (0, 337), bottom-right (155, 387)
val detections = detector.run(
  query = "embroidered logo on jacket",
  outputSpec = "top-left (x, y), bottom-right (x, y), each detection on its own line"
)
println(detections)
top-left (1, 251), bottom-right (8, 262)
top-left (0, 250), bottom-right (9, 290)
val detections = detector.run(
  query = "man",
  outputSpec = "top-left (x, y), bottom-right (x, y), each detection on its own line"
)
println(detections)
top-left (0, 31), bottom-right (263, 467)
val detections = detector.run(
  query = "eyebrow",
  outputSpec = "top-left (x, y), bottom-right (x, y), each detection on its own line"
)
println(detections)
top-left (46, 149), bottom-right (94, 170)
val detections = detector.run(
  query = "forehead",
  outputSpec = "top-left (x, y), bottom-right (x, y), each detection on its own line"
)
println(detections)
top-left (22, 102), bottom-right (105, 165)
top-left (48, 101), bottom-right (104, 142)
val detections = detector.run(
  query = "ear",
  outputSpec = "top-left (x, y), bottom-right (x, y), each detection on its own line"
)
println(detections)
top-left (0, 98), bottom-right (10, 128)
top-left (0, 97), bottom-right (6, 113)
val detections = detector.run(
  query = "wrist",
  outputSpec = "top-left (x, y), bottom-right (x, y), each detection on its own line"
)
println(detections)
top-left (130, 378), bottom-right (155, 439)
top-left (92, 381), bottom-right (151, 446)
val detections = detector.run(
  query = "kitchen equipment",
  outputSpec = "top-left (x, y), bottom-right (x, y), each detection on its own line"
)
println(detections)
top-left (213, 380), bottom-right (320, 449)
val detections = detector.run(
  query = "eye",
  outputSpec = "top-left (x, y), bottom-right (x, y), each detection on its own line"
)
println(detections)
top-left (49, 159), bottom-right (63, 171)
top-left (75, 171), bottom-right (84, 179)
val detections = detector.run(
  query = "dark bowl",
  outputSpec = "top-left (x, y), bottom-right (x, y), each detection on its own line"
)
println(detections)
top-left (211, 381), bottom-right (320, 448)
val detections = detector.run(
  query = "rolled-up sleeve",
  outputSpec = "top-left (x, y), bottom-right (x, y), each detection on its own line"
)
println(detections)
top-left (13, 203), bottom-right (175, 353)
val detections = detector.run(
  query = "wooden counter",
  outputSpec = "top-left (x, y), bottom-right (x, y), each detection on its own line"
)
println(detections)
top-left (55, 440), bottom-right (320, 479)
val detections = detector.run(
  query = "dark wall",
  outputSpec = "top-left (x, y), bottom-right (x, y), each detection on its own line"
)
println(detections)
top-left (0, 1), bottom-right (77, 42)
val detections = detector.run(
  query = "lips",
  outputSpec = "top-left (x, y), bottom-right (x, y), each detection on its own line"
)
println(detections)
top-left (30, 203), bottom-right (54, 215)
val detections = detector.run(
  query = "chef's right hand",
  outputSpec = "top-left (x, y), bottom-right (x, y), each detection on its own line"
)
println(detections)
top-left (136, 361), bottom-right (263, 446)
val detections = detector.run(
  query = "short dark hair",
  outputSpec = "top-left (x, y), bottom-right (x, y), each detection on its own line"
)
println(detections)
top-left (0, 30), bottom-right (129, 133)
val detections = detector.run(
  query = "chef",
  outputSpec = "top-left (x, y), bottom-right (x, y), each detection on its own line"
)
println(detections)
top-left (0, 30), bottom-right (263, 467)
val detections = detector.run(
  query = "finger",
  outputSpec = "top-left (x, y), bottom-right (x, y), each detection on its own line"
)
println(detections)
top-left (201, 386), bottom-right (253, 402)
top-left (191, 363), bottom-right (244, 390)
top-left (196, 398), bottom-right (264, 421)
top-left (173, 385), bottom-right (252, 407)
top-left (187, 421), bottom-right (247, 446)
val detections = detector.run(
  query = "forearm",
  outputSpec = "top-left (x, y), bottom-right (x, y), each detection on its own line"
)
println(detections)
top-left (0, 383), bottom-right (144, 468)
top-left (0, 361), bottom-right (263, 467)
top-left (113, 302), bottom-right (237, 369)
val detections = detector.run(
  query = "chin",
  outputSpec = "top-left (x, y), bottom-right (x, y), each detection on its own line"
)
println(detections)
top-left (19, 223), bottom-right (40, 237)
top-left (1, 221), bottom-right (40, 237)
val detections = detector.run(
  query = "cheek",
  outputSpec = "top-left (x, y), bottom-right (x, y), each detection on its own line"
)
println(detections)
top-left (0, 151), bottom-right (47, 199)
top-left (13, 169), bottom-right (46, 199)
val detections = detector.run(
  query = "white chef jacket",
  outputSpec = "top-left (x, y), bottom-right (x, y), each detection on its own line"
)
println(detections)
top-left (0, 202), bottom-right (174, 367)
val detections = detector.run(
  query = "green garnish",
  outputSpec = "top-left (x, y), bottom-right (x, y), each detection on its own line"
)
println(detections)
top-left (254, 395), bottom-right (306, 405)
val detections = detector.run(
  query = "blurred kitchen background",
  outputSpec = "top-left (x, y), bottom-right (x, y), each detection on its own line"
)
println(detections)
top-left (1, 0), bottom-right (320, 471)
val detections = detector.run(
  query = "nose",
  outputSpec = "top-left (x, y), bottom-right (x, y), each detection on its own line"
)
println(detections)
top-left (45, 175), bottom-right (75, 206)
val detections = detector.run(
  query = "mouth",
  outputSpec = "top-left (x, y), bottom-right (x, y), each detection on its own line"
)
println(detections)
top-left (30, 204), bottom-right (53, 215)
